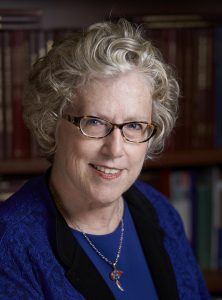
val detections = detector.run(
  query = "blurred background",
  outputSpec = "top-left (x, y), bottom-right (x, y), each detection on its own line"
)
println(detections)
top-left (0, 1), bottom-right (221, 298)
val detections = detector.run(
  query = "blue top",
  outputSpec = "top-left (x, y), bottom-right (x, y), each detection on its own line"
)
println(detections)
top-left (0, 173), bottom-right (211, 299)
top-left (72, 201), bottom-right (159, 300)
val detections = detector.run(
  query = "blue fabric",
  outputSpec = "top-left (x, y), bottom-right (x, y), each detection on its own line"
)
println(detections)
top-left (72, 201), bottom-right (159, 300)
top-left (0, 173), bottom-right (211, 299)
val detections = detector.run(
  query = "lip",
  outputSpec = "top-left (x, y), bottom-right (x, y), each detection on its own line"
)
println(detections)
top-left (90, 163), bottom-right (124, 170)
top-left (90, 164), bottom-right (123, 180)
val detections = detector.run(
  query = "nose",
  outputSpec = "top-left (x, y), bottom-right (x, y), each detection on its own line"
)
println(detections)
top-left (101, 127), bottom-right (125, 158)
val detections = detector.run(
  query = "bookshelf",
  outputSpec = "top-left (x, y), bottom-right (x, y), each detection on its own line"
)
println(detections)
top-left (0, 2), bottom-right (222, 297)
top-left (1, 149), bottom-right (222, 175)
top-left (204, 270), bottom-right (222, 297)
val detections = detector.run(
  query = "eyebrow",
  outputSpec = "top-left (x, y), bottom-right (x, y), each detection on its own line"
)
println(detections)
top-left (85, 113), bottom-right (149, 123)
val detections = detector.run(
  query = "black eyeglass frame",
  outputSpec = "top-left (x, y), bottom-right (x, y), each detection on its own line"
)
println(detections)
top-left (63, 114), bottom-right (157, 143)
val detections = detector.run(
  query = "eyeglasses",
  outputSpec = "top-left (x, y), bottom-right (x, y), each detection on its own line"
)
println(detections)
top-left (63, 115), bottom-right (157, 143)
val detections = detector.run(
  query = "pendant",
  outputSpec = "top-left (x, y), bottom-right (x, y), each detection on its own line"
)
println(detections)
top-left (110, 266), bottom-right (124, 292)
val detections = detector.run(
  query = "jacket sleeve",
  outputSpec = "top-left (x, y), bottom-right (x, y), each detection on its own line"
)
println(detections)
top-left (0, 228), bottom-right (44, 300)
top-left (135, 180), bottom-right (211, 300)
top-left (166, 203), bottom-right (211, 300)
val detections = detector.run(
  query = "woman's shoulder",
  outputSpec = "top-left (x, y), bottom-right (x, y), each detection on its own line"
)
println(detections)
top-left (133, 179), bottom-right (184, 236)
top-left (0, 174), bottom-right (51, 243)
top-left (134, 179), bottom-right (174, 212)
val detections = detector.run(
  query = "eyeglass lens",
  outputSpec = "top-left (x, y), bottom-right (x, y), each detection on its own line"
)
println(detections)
top-left (80, 117), bottom-right (154, 142)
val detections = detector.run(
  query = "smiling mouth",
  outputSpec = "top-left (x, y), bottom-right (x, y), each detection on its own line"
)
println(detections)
top-left (91, 164), bottom-right (121, 175)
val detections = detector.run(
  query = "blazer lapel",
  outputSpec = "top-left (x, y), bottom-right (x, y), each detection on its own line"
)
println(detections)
top-left (55, 208), bottom-right (115, 300)
top-left (124, 185), bottom-right (180, 300)
top-left (53, 184), bottom-right (179, 300)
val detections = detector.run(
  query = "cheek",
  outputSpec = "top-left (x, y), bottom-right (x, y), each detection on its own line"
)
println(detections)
top-left (66, 138), bottom-right (100, 169)
top-left (128, 145), bottom-right (147, 170)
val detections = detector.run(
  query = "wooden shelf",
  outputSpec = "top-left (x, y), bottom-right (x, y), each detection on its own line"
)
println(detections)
top-left (0, 159), bottom-right (50, 175)
top-left (0, 149), bottom-right (222, 175)
top-left (204, 270), bottom-right (222, 295)
top-left (145, 149), bottom-right (222, 169)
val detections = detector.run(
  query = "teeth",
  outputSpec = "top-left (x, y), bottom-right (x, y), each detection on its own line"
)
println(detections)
top-left (93, 165), bottom-right (120, 174)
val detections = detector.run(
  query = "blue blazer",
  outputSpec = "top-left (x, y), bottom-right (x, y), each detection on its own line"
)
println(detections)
top-left (0, 172), bottom-right (210, 299)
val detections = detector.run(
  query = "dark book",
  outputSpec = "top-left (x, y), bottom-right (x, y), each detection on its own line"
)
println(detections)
top-left (172, 28), bottom-right (186, 151)
top-left (213, 27), bottom-right (222, 149)
top-left (218, 229), bottom-right (222, 268)
top-left (2, 31), bottom-right (13, 159)
top-left (28, 30), bottom-right (41, 158)
top-left (169, 170), bottom-right (193, 240)
top-left (211, 168), bottom-right (222, 269)
top-left (0, 32), bottom-right (3, 159)
top-left (190, 28), bottom-right (213, 150)
top-left (10, 30), bottom-right (30, 159)
top-left (0, 23), bottom-right (42, 30)
top-left (179, 28), bottom-right (194, 151)
top-left (0, 8), bottom-right (42, 17)
top-left (0, 8), bottom-right (42, 30)
top-left (196, 172), bottom-right (213, 269)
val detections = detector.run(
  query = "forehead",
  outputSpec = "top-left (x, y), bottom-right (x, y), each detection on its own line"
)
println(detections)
top-left (73, 71), bottom-right (152, 120)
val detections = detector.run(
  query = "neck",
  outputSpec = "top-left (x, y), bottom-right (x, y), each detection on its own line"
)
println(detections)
top-left (49, 177), bottom-right (124, 235)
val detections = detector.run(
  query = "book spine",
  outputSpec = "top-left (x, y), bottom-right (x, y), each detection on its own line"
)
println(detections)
top-left (191, 29), bottom-right (210, 149)
top-left (0, 32), bottom-right (3, 159)
top-left (213, 177), bottom-right (222, 268)
top-left (218, 229), bottom-right (222, 268)
top-left (182, 28), bottom-right (194, 151)
top-left (2, 31), bottom-right (13, 159)
top-left (10, 30), bottom-right (30, 159)
top-left (213, 27), bottom-right (222, 149)
top-left (169, 170), bottom-right (192, 240)
top-left (196, 177), bottom-right (213, 269)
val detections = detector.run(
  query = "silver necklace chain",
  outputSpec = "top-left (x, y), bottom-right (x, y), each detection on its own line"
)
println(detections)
top-left (77, 219), bottom-right (124, 268)
top-left (50, 184), bottom-right (125, 292)
top-left (75, 219), bottom-right (125, 292)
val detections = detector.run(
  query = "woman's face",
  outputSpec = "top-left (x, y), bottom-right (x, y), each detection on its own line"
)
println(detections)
top-left (52, 71), bottom-right (152, 207)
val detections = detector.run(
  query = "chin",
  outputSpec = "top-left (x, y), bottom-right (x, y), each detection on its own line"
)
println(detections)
top-left (89, 182), bottom-right (130, 205)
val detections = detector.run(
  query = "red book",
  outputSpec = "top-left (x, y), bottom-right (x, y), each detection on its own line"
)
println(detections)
top-left (2, 31), bottom-right (13, 159)
top-left (10, 30), bottom-right (31, 159)
top-left (191, 28), bottom-right (213, 149)
top-left (0, 32), bottom-right (3, 159)
top-left (178, 28), bottom-right (194, 151)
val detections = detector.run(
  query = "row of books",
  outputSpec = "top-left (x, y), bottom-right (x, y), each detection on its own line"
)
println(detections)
top-left (143, 26), bottom-right (222, 152)
top-left (1, 18), bottom-right (222, 159)
top-left (132, 14), bottom-right (222, 152)
top-left (0, 9), bottom-right (42, 160)
top-left (0, 9), bottom-right (42, 30)
top-left (0, 27), bottom-right (71, 160)
top-left (142, 166), bottom-right (222, 270)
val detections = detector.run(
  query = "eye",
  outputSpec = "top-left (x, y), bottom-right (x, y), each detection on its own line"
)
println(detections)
top-left (125, 122), bottom-right (143, 131)
top-left (85, 118), bottom-right (105, 127)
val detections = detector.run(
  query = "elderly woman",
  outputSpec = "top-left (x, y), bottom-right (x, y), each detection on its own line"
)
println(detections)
top-left (0, 19), bottom-right (209, 299)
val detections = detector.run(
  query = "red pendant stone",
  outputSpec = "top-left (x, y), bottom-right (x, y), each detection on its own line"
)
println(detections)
top-left (110, 269), bottom-right (123, 281)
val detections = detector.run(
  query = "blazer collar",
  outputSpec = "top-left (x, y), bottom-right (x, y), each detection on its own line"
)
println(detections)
top-left (54, 185), bottom-right (179, 300)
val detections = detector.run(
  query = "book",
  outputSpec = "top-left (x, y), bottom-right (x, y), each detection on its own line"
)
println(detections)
top-left (178, 28), bottom-right (193, 151)
top-left (2, 31), bottom-right (13, 159)
top-left (196, 171), bottom-right (213, 270)
top-left (169, 170), bottom-right (192, 240)
top-left (211, 168), bottom-right (222, 269)
top-left (0, 9), bottom-right (42, 30)
top-left (190, 28), bottom-right (213, 150)
top-left (28, 30), bottom-right (41, 158)
top-left (10, 30), bottom-right (30, 159)
top-left (0, 32), bottom-right (3, 159)
top-left (213, 27), bottom-right (222, 149)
